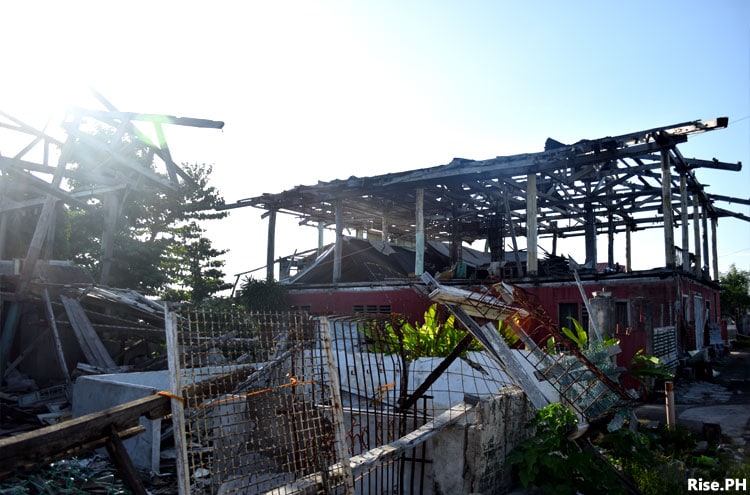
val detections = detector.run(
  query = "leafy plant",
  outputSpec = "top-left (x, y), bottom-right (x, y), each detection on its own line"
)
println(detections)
top-left (362, 304), bottom-right (480, 359)
top-left (498, 320), bottom-right (520, 347)
top-left (561, 316), bottom-right (588, 349)
top-left (630, 349), bottom-right (674, 381)
top-left (507, 403), bottom-right (625, 494)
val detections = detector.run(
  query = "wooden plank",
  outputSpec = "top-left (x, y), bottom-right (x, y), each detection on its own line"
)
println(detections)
top-left (60, 294), bottom-right (117, 370)
top-left (104, 425), bottom-right (147, 495)
top-left (0, 394), bottom-right (171, 469)
top-left (41, 288), bottom-right (71, 386)
top-left (165, 307), bottom-right (190, 495)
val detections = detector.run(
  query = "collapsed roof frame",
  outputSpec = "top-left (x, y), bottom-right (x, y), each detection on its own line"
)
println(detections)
top-left (222, 117), bottom-right (747, 281)
top-left (0, 91), bottom-right (224, 385)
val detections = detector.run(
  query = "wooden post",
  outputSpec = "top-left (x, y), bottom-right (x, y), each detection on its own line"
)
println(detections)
top-left (333, 200), bottom-right (343, 283)
top-left (661, 150), bottom-right (675, 268)
top-left (381, 214), bottom-right (389, 243)
top-left (100, 192), bottom-right (121, 286)
top-left (266, 209), bottom-right (277, 281)
top-left (43, 205), bottom-right (57, 260)
top-left (450, 203), bottom-right (462, 266)
top-left (584, 201), bottom-right (597, 268)
top-left (625, 224), bottom-right (632, 272)
top-left (711, 217), bottom-right (719, 281)
top-left (701, 206), bottom-right (709, 278)
top-left (526, 173), bottom-right (538, 276)
top-left (680, 174), bottom-right (690, 271)
top-left (415, 188), bottom-right (424, 276)
top-left (551, 221), bottom-right (558, 257)
top-left (502, 184), bottom-right (522, 276)
top-left (317, 221), bottom-right (325, 254)
top-left (0, 212), bottom-right (7, 259)
top-left (41, 288), bottom-right (71, 387)
top-left (104, 425), bottom-right (147, 495)
top-left (692, 195), bottom-right (701, 277)
top-left (607, 211), bottom-right (614, 268)
top-left (164, 306), bottom-right (189, 495)
top-left (665, 381), bottom-right (676, 429)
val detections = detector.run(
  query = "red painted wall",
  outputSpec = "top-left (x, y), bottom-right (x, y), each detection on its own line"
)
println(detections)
top-left (287, 285), bottom-right (431, 320)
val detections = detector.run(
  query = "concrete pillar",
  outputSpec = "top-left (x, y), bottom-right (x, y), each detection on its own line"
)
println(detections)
top-left (661, 150), bottom-right (675, 268)
top-left (526, 173), bottom-right (538, 276)
top-left (415, 188), bottom-right (424, 276)
top-left (589, 291), bottom-right (615, 340)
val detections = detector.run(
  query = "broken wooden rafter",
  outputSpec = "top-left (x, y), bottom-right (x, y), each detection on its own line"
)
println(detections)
top-left (0, 393), bottom-right (171, 475)
top-left (60, 294), bottom-right (118, 371)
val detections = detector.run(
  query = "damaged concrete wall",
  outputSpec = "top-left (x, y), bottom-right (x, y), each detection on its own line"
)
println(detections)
top-left (427, 387), bottom-right (533, 494)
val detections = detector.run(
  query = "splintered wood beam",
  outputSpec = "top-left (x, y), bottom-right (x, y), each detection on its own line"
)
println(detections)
top-left (0, 163), bottom-right (91, 210)
top-left (65, 127), bottom-right (177, 191)
top-left (80, 108), bottom-right (225, 129)
top-left (0, 393), bottom-right (171, 471)
top-left (685, 157), bottom-right (742, 172)
top-left (104, 425), bottom-right (147, 495)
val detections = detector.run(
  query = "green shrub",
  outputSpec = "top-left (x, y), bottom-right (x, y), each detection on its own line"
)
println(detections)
top-left (507, 403), bottom-right (625, 495)
top-left (362, 304), bottom-right (481, 359)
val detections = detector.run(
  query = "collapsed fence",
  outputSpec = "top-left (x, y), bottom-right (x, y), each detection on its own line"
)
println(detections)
top-left (164, 308), bottom-right (522, 494)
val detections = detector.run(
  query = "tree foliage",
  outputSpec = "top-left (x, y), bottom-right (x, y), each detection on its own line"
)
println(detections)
top-left (60, 126), bottom-right (230, 301)
top-left (236, 277), bottom-right (289, 312)
top-left (719, 264), bottom-right (750, 321)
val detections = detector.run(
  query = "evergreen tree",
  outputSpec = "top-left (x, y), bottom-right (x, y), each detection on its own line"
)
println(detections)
top-left (720, 264), bottom-right (750, 323)
top-left (61, 126), bottom-right (230, 300)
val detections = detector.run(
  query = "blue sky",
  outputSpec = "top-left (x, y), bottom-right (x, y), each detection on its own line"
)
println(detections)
top-left (1, 1), bottom-right (749, 284)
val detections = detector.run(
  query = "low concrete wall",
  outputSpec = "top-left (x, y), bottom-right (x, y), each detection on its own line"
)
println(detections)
top-left (427, 387), bottom-right (533, 495)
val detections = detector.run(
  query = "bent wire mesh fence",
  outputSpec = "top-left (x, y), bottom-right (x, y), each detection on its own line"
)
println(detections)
top-left (165, 308), bottom-right (515, 494)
